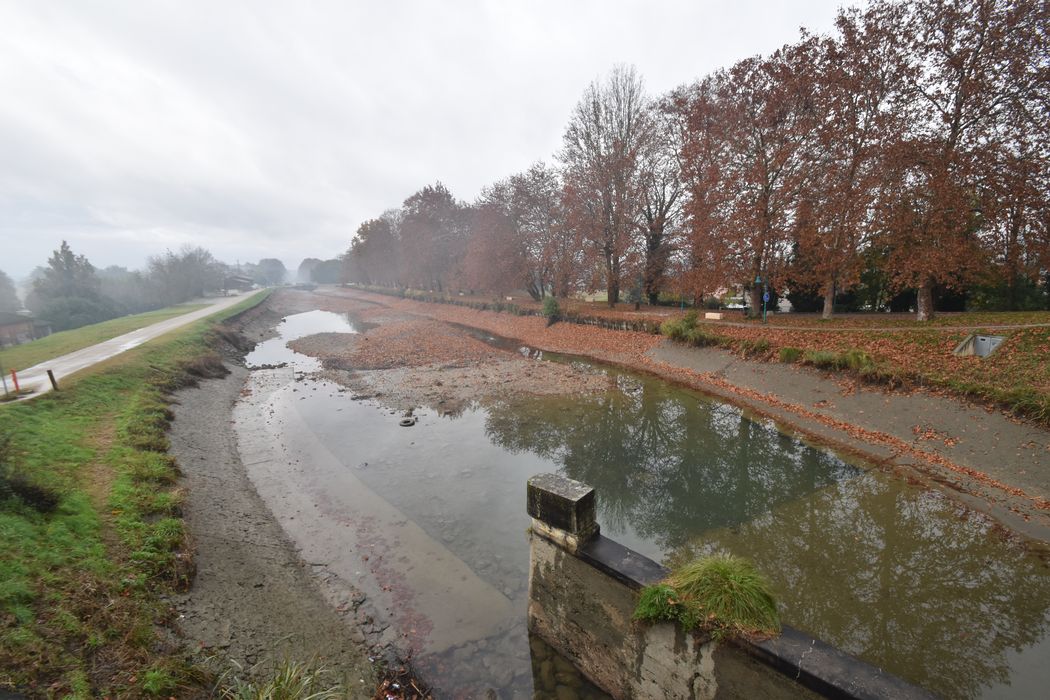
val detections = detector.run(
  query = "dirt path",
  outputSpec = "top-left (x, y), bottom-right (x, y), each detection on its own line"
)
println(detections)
top-left (167, 363), bottom-right (377, 690)
top-left (310, 287), bottom-right (1050, 540)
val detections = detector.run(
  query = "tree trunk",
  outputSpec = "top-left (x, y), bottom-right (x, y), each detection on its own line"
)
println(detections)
top-left (822, 283), bottom-right (835, 320)
top-left (916, 281), bottom-right (934, 321)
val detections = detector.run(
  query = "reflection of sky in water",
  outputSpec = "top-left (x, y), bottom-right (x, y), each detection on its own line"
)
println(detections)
top-left (277, 319), bottom-right (1050, 699)
top-left (245, 310), bottom-right (357, 371)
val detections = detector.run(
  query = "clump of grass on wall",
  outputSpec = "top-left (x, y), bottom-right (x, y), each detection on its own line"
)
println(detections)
top-left (634, 553), bottom-right (780, 640)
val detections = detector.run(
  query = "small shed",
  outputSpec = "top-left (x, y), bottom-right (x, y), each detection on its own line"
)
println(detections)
top-left (0, 312), bottom-right (51, 347)
top-left (224, 275), bottom-right (255, 292)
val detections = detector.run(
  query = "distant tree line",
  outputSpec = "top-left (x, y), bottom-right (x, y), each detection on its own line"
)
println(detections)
top-left (1, 243), bottom-right (289, 332)
top-left (343, 0), bottom-right (1048, 320)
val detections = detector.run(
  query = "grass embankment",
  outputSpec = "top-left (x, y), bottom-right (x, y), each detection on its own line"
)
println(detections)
top-left (0, 291), bottom-right (267, 698)
top-left (0, 303), bottom-right (209, 373)
top-left (660, 311), bottom-right (1050, 423)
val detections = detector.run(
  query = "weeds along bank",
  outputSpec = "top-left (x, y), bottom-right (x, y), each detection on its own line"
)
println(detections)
top-left (0, 291), bottom-right (267, 698)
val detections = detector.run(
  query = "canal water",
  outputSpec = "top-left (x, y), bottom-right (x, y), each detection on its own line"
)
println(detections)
top-left (241, 311), bottom-right (1050, 699)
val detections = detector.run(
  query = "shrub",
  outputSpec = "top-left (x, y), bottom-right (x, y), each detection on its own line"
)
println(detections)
top-left (661, 311), bottom-right (698, 341)
top-left (740, 338), bottom-right (771, 357)
top-left (779, 347), bottom-right (802, 363)
top-left (542, 297), bottom-right (561, 326)
top-left (840, 348), bottom-right (874, 372)
top-left (685, 327), bottom-right (721, 347)
top-left (802, 350), bottom-right (840, 369)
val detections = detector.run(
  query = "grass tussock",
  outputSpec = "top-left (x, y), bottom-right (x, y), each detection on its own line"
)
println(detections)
top-left (634, 553), bottom-right (780, 641)
top-left (0, 290), bottom-right (268, 696)
top-left (219, 659), bottom-right (350, 700)
top-left (660, 311), bottom-right (727, 348)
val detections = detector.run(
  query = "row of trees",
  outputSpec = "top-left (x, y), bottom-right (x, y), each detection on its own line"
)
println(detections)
top-left (344, 0), bottom-right (1048, 319)
top-left (2, 243), bottom-right (287, 332)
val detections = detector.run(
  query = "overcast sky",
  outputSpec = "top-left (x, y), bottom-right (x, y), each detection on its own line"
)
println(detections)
top-left (0, 0), bottom-right (850, 281)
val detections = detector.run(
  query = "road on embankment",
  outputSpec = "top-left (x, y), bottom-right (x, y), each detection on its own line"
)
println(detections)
top-left (8, 291), bottom-right (259, 400)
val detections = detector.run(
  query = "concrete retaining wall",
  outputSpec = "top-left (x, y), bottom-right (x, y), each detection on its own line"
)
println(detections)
top-left (526, 473), bottom-right (933, 700)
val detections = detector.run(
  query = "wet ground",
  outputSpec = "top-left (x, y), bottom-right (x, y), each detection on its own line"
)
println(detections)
top-left (228, 294), bottom-right (1050, 698)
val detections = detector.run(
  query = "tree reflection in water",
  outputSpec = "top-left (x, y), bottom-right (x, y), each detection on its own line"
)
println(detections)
top-left (485, 371), bottom-right (858, 553)
top-left (484, 366), bottom-right (1050, 699)
top-left (670, 477), bottom-right (1050, 700)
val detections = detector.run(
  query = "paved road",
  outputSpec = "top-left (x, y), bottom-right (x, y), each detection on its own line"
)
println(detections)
top-left (6, 292), bottom-right (257, 400)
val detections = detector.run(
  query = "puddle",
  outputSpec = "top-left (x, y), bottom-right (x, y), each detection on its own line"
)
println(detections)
top-left (245, 310), bottom-right (359, 371)
top-left (235, 312), bottom-right (1050, 698)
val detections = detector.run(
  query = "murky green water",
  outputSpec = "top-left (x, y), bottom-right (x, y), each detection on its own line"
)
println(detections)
top-left (247, 312), bottom-right (1050, 698)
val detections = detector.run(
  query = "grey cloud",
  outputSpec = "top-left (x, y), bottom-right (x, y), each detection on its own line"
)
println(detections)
top-left (0, 0), bottom-right (844, 278)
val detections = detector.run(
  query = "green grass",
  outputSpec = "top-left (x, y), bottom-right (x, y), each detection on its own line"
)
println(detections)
top-left (0, 302), bottom-right (209, 373)
top-left (0, 291), bottom-right (267, 696)
top-left (634, 554), bottom-right (780, 640)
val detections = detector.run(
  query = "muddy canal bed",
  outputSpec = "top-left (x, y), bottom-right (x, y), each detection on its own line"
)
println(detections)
top-left (237, 308), bottom-right (1050, 699)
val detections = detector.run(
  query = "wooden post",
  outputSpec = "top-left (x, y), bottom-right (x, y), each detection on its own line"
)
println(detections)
top-left (47, 370), bottom-right (59, 391)
top-left (10, 369), bottom-right (18, 393)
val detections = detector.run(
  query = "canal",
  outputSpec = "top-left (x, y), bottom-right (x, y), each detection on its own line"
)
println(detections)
top-left (239, 310), bottom-right (1050, 698)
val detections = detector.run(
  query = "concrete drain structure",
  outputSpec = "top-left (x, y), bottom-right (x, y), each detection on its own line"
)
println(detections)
top-left (953, 334), bottom-right (1005, 358)
top-left (525, 473), bottom-right (933, 700)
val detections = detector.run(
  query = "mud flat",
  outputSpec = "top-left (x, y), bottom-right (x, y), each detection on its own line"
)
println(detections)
top-left (167, 359), bottom-right (378, 691)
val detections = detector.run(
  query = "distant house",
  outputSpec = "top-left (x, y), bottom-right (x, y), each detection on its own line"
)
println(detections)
top-left (223, 275), bottom-right (255, 293)
top-left (0, 312), bottom-right (51, 348)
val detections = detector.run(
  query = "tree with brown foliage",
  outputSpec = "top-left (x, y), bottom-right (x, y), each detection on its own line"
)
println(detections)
top-left (398, 183), bottom-right (468, 292)
top-left (881, 0), bottom-right (1046, 319)
top-left (707, 44), bottom-right (821, 314)
top-left (560, 65), bottom-right (651, 306)
top-left (346, 215), bottom-right (401, 287)
top-left (637, 98), bottom-right (684, 305)
top-left (672, 79), bottom-right (730, 304)
top-left (791, 3), bottom-right (909, 319)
